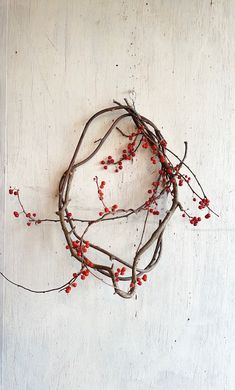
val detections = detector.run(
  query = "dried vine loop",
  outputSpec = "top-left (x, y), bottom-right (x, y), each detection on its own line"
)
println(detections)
top-left (2, 100), bottom-right (216, 299)
top-left (57, 100), bottom-right (196, 298)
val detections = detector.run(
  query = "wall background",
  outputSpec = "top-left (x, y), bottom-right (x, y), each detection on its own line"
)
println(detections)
top-left (1, 1), bottom-right (235, 389)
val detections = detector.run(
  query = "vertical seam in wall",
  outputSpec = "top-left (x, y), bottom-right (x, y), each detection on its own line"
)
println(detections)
top-left (0, 1), bottom-right (8, 388)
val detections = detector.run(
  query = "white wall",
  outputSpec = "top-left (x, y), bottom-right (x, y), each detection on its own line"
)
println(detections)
top-left (1, 1), bottom-right (235, 389)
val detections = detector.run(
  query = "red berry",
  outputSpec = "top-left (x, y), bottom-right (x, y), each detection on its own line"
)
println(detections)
top-left (14, 191), bottom-right (19, 196)
top-left (104, 207), bottom-right (109, 213)
top-left (65, 286), bottom-right (71, 294)
top-left (112, 204), bottom-right (118, 210)
top-left (142, 274), bottom-right (147, 282)
top-left (81, 275), bottom-right (86, 280)
top-left (205, 213), bottom-right (211, 219)
top-left (99, 212), bottom-right (103, 217)
top-left (104, 165), bottom-right (108, 170)
top-left (101, 181), bottom-right (106, 186)
top-left (100, 160), bottom-right (105, 164)
top-left (182, 213), bottom-right (186, 218)
top-left (27, 222), bottom-right (31, 226)
top-left (73, 273), bottom-right (78, 278)
top-left (193, 198), bottom-right (196, 202)
top-left (13, 211), bottom-right (19, 218)
top-left (26, 212), bottom-right (31, 218)
top-left (32, 213), bottom-right (36, 217)
top-left (72, 282), bottom-right (77, 288)
top-left (85, 259), bottom-right (94, 268)
top-left (9, 188), bottom-right (13, 195)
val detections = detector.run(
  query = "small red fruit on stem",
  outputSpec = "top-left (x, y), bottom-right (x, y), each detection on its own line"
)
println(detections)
top-left (142, 274), bottom-right (147, 282)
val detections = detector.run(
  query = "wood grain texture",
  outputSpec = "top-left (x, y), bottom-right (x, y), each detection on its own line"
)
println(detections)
top-left (0, 0), bottom-right (7, 388)
top-left (1, 0), bottom-right (235, 389)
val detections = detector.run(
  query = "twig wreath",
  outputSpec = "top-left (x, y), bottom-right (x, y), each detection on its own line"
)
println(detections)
top-left (1, 100), bottom-right (218, 299)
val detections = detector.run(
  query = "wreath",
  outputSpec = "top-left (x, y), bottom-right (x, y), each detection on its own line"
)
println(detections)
top-left (1, 100), bottom-right (217, 299)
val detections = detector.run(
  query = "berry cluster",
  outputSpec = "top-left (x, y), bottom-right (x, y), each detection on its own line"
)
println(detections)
top-left (9, 187), bottom-right (38, 226)
top-left (181, 195), bottom-right (211, 226)
top-left (65, 269), bottom-right (91, 294)
top-left (100, 128), bottom-right (143, 172)
top-left (130, 274), bottom-right (147, 288)
top-left (66, 240), bottom-right (90, 256)
top-left (94, 177), bottom-right (119, 216)
top-left (114, 266), bottom-right (127, 282)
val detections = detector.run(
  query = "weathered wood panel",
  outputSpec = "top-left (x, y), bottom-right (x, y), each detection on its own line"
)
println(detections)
top-left (1, 1), bottom-right (235, 389)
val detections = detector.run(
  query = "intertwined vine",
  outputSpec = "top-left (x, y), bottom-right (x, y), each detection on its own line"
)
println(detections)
top-left (1, 100), bottom-right (217, 299)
